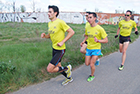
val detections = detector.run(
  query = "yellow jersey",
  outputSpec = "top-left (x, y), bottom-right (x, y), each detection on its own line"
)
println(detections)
top-left (85, 25), bottom-right (107, 49)
top-left (48, 18), bottom-right (70, 50)
top-left (119, 20), bottom-right (136, 36)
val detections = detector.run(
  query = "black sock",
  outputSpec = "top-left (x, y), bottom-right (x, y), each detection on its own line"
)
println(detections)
top-left (58, 67), bottom-right (68, 72)
top-left (58, 67), bottom-right (69, 78)
top-left (64, 67), bottom-right (68, 71)
top-left (58, 67), bottom-right (63, 72)
top-left (60, 71), bottom-right (67, 78)
top-left (121, 65), bottom-right (124, 67)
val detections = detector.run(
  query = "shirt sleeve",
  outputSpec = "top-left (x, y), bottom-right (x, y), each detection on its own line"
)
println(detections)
top-left (61, 20), bottom-right (70, 32)
top-left (100, 27), bottom-right (107, 39)
top-left (85, 28), bottom-right (88, 35)
top-left (119, 21), bottom-right (122, 28)
top-left (133, 21), bottom-right (137, 28)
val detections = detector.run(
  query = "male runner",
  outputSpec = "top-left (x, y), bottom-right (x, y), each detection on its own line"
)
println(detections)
top-left (81, 12), bottom-right (108, 82)
top-left (80, 12), bottom-right (103, 66)
top-left (115, 10), bottom-right (139, 71)
top-left (41, 5), bottom-right (75, 85)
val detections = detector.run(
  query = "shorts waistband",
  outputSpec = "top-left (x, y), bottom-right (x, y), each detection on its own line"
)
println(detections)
top-left (120, 35), bottom-right (130, 38)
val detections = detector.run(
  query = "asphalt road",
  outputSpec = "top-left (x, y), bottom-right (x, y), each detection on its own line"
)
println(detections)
top-left (11, 36), bottom-right (140, 94)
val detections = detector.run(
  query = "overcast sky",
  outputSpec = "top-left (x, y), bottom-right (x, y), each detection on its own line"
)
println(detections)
top-left (1, 0), bottom-right (140, 14)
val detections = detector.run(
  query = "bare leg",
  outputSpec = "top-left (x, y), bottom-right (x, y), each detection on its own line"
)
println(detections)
top-left (90, 56), bottom-right (98, 76)
top-left (119, 43), bottom-right (123, 53)
top-left (47, 62), bottom-right (61, 73)
top-left (121, 42), bottom-right (129, 65)
top-left (85, 56), bottom-right (91, 66)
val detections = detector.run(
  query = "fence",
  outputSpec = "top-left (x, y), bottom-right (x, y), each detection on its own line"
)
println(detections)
top-left (0, 12), bottom-right (140, 26)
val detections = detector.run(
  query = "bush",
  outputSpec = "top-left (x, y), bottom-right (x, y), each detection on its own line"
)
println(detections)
top-left (0, 61), bottom-right (16, 74)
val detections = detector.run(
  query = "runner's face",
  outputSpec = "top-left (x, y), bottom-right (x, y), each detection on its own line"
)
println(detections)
top-left (125, 12), bottom-right (131, 20)
top-left (85, 13), bottom-right (89, 21)
top-left (88, 14), bottom-right (96, 24)
top-left (48, 8), bottom-right (56, 20)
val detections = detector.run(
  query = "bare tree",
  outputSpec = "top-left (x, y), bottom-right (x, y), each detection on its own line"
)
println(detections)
top-left (16, 7), bottom-right (20, 12)
top-left (0, 0), bottom-right (15, 12)
top-left (95, 8), bottom-right (99, 12)
top-left (36, 8), bottom-right (41, 12)
top-left (13, 1), bottom-right (15, 12)
top-left (30, 0), bottom-right (36, 12)
top-left (0, 0), bottom-right (4, 12)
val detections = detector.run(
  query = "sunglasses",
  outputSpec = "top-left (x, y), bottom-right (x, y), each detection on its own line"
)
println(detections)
top-left (88, 17), bottom-right (93, 19)
top-left (125, 14), bottom-right (130, 17)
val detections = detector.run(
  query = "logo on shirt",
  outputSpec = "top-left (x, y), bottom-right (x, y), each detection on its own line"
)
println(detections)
top-left (48, 30), bottom-right (55, 34)
top-left (88, 34), bottom-right (94, 38)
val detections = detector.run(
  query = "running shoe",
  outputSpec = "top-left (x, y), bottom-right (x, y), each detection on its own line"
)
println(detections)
top-left (95, 60), bottom-right (100, 66)
top-left (118, 65), bottom-right (124, 71)
top-left (65, 64), bottom-right (72, 73)
top-left (101, 53), bottom-right (103, 57)
top-left (87, 75), bottom-right (95, 82)
top-left (67, 71), bottom-right (72, 78)
top-left (62, 77), bottom-right (73, 86)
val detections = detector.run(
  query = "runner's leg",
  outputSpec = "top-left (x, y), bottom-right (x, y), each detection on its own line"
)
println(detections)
top-left (121, 42), bottom-right (129, 65)
top-left (90, 56), bottom-right (98, 76)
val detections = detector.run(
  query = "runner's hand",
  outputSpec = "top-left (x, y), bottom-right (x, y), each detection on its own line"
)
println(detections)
top-left (80, 42), bottom-right (84, 47)
top-left (135, 31), bottom-right (139, 35)
top-left (57, 42), bottom-right (64, 47)
top-left (115, 35), bottom-right (118, 38)
top-left (94, 36), bottom-right (98, 42)
top-left (41, 33), bottom-right (45, 38)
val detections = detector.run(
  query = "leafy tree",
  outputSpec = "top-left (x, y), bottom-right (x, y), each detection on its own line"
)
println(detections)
top-left (20, 5), bottom-right (26, 12)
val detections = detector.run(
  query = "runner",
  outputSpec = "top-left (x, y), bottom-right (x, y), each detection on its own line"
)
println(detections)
top-left (115, 10), bottom-right (139, 71)
top-left (41, 5), bottom-right (75, 85)
top-left (80, 12), bottom-right (103, 66)
top-left (80, 12), bottom-right (108, 82)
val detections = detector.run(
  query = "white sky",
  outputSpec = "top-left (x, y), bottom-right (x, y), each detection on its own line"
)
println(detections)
top-left (1, 0), bottom-right (140, 14)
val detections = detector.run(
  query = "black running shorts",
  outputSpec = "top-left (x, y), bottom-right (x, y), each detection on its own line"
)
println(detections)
top-left (50, 48), bottom-right (65, 66)
top-left (119, 35), bottom-right (131, 44)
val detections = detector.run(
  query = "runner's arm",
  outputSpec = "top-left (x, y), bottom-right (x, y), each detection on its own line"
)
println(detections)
top-left (80, 35), bottom-right (88, 47)
top-left (57, 28), bottom-right (75, 47)
top-left (116, 27), bottom-right (120, 35)
top-left (114, 27), bottom-right (120, 38)
top-left (96, 37), bottom-right (108, 43)
top-left (41, 33), bottom-right (50, 38)
top-left (134, 27), bottom-right (139, 35)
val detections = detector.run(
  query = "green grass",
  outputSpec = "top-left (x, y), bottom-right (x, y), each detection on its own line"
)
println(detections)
top-left (0, 22), bottom-right (140, 94)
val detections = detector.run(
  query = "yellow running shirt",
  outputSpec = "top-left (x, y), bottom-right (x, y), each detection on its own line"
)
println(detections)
top-left (119, 20), bottom-right (136, 36)
top-left (48, 18), bottom-right (70, 50)
top-left (85, 25), bottom-right (107, 49)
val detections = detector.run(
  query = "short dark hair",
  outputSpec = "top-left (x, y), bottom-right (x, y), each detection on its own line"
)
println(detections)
top-left (126, 10), bottom-right (132, 15)
top-left (48, 5), bottom-right (59, 17)
top-left (86, 11), bottom-right (90, 14)
top-left (89, 12), bottom-right (97, 18)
